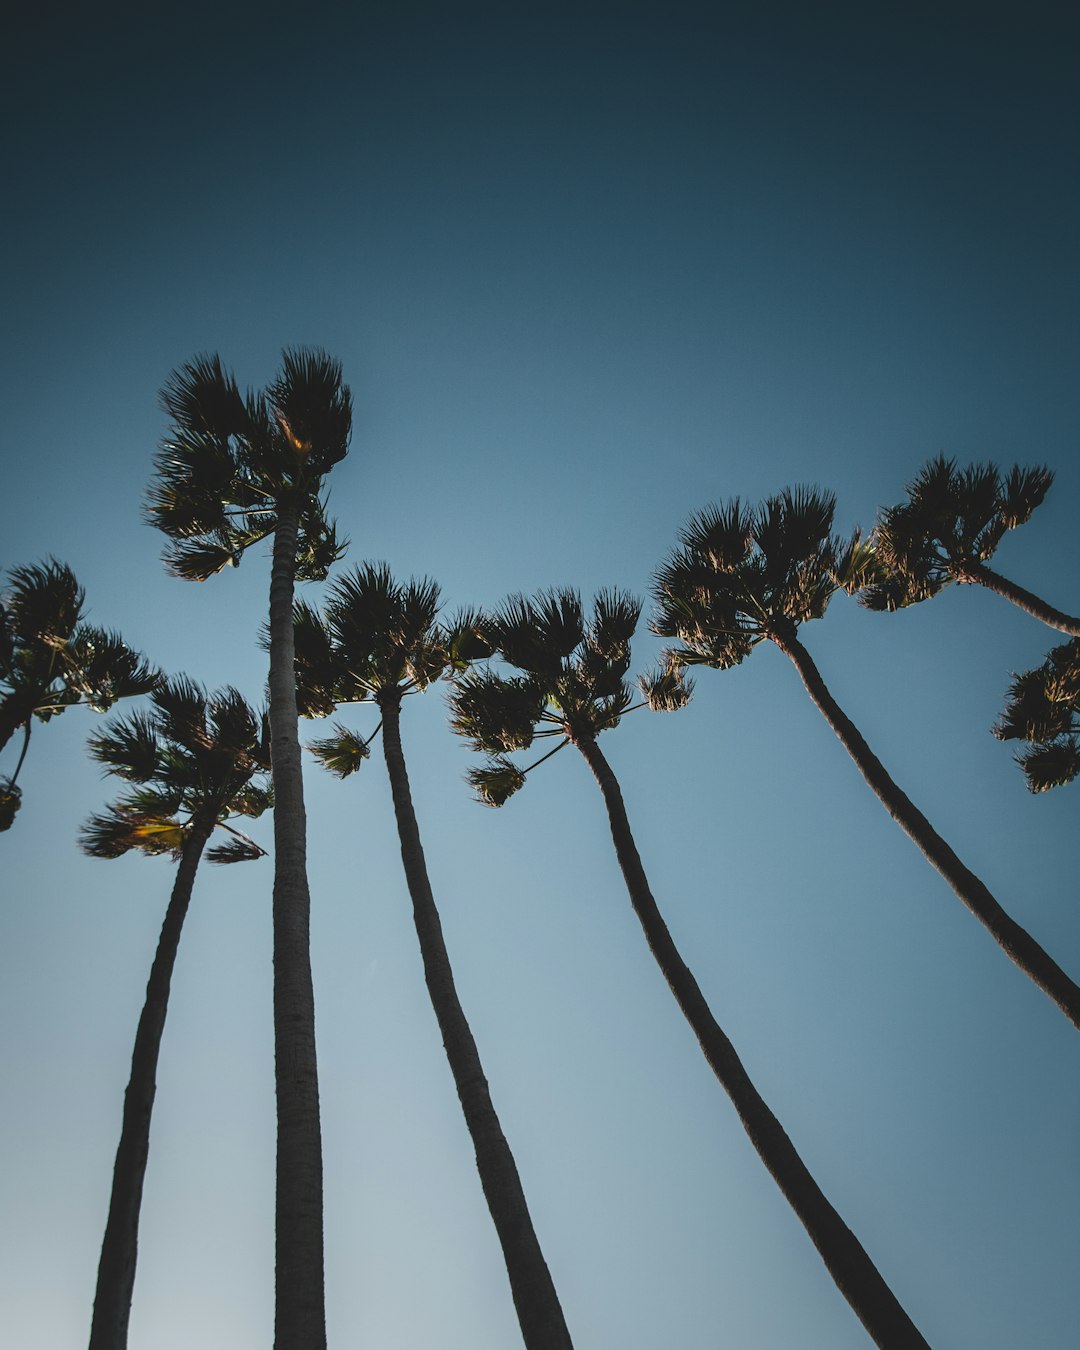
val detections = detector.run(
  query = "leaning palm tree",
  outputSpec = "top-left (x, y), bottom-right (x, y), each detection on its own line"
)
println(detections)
top-left (995, 637), bottom-right (1080, 792)
top-left (652, 487), bottom-right (1080, 1030)
top-left (450, 588), bottom-right (929, 1350)
top-left (860, 456), bottom-right (1080, 634)
top-left (0, 559), bottom-right (158, 830)
top-left (294, 564), bottom-right (574, 1350)
top-left (146, 349), bottom-right (351, 1349)
top-left (83, 676), bottom-right (272, 1350)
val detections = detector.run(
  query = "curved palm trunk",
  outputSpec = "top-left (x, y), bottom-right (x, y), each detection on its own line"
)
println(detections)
top-left (575, 734), bottom-right (930, 1350)
top-left (967, 562), bottom-right (1080, 637)
top-left (777, 632), bottom-right (1080, 1030)
top-left (380, 694), bottom-right (574, 1349)
top-left (89, 818), bottom-right (213, 1350)
top-left (268, 500), bottom-right (326, 1350)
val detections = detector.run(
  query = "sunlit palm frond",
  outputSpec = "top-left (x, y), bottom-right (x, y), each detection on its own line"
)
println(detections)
top-left (589, 589), bottom-right (641, 658)
top-left (307, 724), bottom-right (371, 777)
top-left (440, 608), bottom-right (495, 671)
top-left (162, 538), bottom-right (238, 582)
top-left (999, 465), bottom-right (1054, 529)
top-left (67, 627), bottom-right (160, 712)
top-left (678, 500), bottom-right (753, 570)
top-left (267, 348), bottom-right (352, 477)
top-left (639, 662), bottom-right (694, 712)
top-left (467, 757), bottom-right (527, 807)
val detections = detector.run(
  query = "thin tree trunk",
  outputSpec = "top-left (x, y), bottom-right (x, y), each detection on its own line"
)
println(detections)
top-left (380, 694), bottom-right (574, 1350)
top-left (575, 734), bottom-right (930, 1350)
top-left (268, 499), bottom-right (326, 1350)
top-left (777, 632), bottom-right (1080, 1030)
top-left (967, 562), bottom-right (1080, 637)
top-left (89, 818), bottom-right (213, 1350)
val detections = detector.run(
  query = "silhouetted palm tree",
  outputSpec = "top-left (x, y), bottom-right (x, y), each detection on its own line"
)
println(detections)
top-left (860, 456), bottom-right (1080, 634)
top-left (0, 560), bottom-right (158, 830)
top-left (995, 637), bottom-right (1080, 791)
top-left (450, 588), bottom-right (929, 1350)
top-left (146, 350), bottom-right (351, 1348)
top-left (652, 487), bottom-right (1080, 1030)
top-left (294, 564), bottom-right (574, 1350)
top-left (83, 677), bottom-right (272, 1350)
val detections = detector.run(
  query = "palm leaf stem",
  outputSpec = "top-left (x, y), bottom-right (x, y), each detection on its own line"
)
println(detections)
top-left (573, 733), bottom-right (930, 1349)
top-left (966, 563), bottom-right (1080, 637)
top-left (267, 499), bottom-right (326, 1350)
top-left (217, 820), bottom-right (268, 855)
top-left (523, 739), bottom-right (570, 775)
top-left (8, 720), bottom-right (31, 789)
top-left (89, 816), bottom-right (214, 1350)
top-left (776, 632), bottom-right (1080, 1029)
top-left (380, 694), bottom-right (574, 1348)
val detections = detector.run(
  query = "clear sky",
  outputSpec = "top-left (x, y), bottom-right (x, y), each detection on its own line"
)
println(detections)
top-left (3, 2), bottom-right (1079, 1346)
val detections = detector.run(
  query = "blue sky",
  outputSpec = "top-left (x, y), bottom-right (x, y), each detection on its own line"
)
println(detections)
top-left (2, 3), bottom-right (1079, 1346)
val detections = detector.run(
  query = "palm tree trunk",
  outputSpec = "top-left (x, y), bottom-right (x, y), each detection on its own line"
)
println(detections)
top-left (268, 498), bottom-right (326, 1350)
top-left (89, 818), bottom-right (213, 1350)
top-left (380, 693), bottom-right (574, 1350)
top-left (574, 733), bottom-right (930, 1350)
top-left (777, 632), bottom-right (1080, 1030)
top-left (968, 562), bottom-right (1080, 636)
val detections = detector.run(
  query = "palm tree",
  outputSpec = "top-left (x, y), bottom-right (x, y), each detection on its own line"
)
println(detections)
top-left (0, 559), bottom-right (158, 830)
top-left (450, 588), bottom-right (929, 1350)
top-left (651, 487), bottom-right (1080, 1030)
top-left (294, 564), bottom-right (574, 1350)
top-left (995, 637), bottom-right (1080, 791)
top-left (146, 349), bottom-right (351, 1349)
top-left (859, 456), bottom-right (1080, 634)
top-left (83, 676), bottom-right (272, 1350)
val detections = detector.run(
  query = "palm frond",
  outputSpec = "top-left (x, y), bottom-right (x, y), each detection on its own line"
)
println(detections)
top-left (67, 627), bottom-right (160, 711)
top-left (678, 500), bottom-right (753, 570)
top-left (267, 348), bottom-right (352, 477)
top-left (440, 608), bottom-right (496, 671)
top-left (162, 538), bottom-right (239, 581)
top-left (639, 662), bottom-right (694, 712)
top-left (999, 464), bottom-right (1054, 529)
top-left (206, 836), bottom-right (267, 864)
top-left (467, 757), bottom-right (527, 807)
top-left (0, 778), bottom-right (22, 832)
top-left (3, 559), bottom-right (84, 647)
top-left (1016, 740), bottom-right (1080, 793)
top-left (87, 711), bottom-right (161, 781)
top-left (292, 600), bottom-right (343, 718)
top-left (589, 589), bottom-right (642, 657)
top-left (448, 670), bottom-right (546, 753)
top-left (307, 724), bottom-right (371, 777)
top-left (159, 353), bottom-right (249, 440)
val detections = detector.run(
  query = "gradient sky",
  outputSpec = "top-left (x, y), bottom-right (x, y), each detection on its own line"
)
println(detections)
top-left (3, 3), bottom-right (1079, 1346)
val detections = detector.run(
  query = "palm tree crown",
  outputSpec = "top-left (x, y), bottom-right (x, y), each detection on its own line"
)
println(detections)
top-left (146, 349), bottom-right (350, 582)
top-left (0, 559), bottom-right (158, 830)
top-left (995, 637), bottom-right (1080, 792)
top-left (650, 486), bottom-right (866, 666)
top-left (450, 587), bottom-right (689, 804)
top-left (82, 675), bottom-right (272, 861)
top-left (859, 455), bottom-right (1066, 618)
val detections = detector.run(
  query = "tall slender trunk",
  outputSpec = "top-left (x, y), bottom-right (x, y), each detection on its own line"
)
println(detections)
top-left (268, 499), bottom-right (326, 1350)
top-left (89, 818), bottom-right (213, 1350)
top-left (574, 734), bottom-right (930, 1350)
top-left (380, 693), bottom-right (574, 1350)
top-left (777, 631), bottom-right (1080, 1030)
top-left (967, 562), bottom-right (1080, 637)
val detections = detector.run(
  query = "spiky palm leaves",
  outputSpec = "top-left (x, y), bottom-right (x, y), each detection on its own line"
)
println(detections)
top-left (450, 588), bottom-right (681, 804)
top-left (0, 560), bottom-right (158, 829)
top-left (294, 566), bottom-right (573, 1349)
top-left (147, 348), bottom-right (352, 1350)
top-left (147, 350), bottom-right (350, 583)
top-left (84, 678), bottom-right (270, 1350)
top-left (859, 456), bottom-right (1080, 633)
top-left (653, 486), bottom-right (1080, 1031)
top-left (452, 586), bottom-right (927, 1349)
top-left (996, 638), bottom-right (1080, 791)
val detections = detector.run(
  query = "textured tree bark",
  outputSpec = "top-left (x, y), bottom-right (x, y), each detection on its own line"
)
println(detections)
top-left (268, 499), bottom-right (326, 1350)
top-left (967, 562), bottom-right (1080, 637)
top-left (89, 818), bottom-right (213, 1350)
top-left (575, 733), bottom-right (931, 1350)
top-left (778, 632), bottom-right (1080, 1030)
top-left (380, 693), bottom-right (574, 1349)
